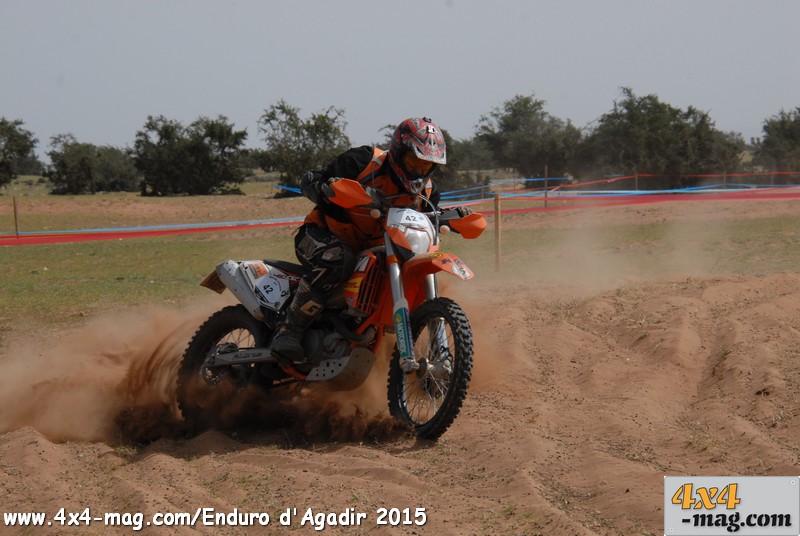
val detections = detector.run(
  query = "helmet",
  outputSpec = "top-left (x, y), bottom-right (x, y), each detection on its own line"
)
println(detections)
top-left (387, 117), bottom-right (446, 194)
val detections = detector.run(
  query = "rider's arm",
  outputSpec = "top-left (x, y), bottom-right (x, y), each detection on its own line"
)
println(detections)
top-left (301, 146), bottom-right (375, 205)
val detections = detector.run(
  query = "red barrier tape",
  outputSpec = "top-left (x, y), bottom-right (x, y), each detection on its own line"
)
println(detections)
top-left (463, 188), bottom-right (800, 217)
top-left (500, 171), bottom-right (800, 194)
top-left (0, 220), bottom-right (300, 247)
top-left (3, 188), bottom-right (800, 246)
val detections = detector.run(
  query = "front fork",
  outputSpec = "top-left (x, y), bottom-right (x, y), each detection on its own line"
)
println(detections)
top-left (386, 239), bottom-right (441, 373)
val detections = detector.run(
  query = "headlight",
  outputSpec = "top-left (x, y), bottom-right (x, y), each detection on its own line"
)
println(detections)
top-left (405, 228), bottom-right (432, 254)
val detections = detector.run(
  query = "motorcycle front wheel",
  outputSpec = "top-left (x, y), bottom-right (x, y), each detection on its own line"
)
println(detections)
top-left (177, 304), bottom-right (272, 433)
top-left (388, 297), bottom-right (474, 441)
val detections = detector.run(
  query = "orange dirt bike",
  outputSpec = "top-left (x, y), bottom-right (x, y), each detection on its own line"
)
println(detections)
top-left (176, 179), bottom-right (486, 440)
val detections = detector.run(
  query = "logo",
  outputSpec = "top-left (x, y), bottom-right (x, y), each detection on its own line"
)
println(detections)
top-left (344, 278), bottom-right (362, 292)
top-left (300, 301), bottom-right (323, 316)
top-left (451, 263), bottom-right (471, 279)
top-left (664, 476), bottom-right (798, 535)
top-left (393, 308), bottom-right (412, 360)
top-left (246, 262), bottom-right (268, 278)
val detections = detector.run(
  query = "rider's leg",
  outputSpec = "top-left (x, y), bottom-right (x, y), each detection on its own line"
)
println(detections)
top-left (268, 279), bottom-right (326, 363)
top-left (269, 224), bottom-right (355, 363)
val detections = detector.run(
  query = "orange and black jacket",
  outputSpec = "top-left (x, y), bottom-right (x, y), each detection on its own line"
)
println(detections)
top-left (300, 145), bottom-right (441, 251)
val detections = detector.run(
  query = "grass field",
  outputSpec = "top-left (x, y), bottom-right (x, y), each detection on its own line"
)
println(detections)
top-left (3, 177), bottom-right (800, 347)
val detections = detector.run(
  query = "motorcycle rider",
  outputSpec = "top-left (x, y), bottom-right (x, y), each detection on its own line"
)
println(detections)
top-left (268, 117), bottom-right (473, 364)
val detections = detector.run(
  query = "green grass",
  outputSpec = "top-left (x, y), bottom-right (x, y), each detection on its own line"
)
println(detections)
top-left (3, 179), bottom-right (800, 347)
top-left (0, 230), bottom-right (297, 343)
top-left (446, 213), bottom-right (800, 281)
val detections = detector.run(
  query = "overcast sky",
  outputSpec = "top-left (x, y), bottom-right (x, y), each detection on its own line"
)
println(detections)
top-left (2, 0), bottom-right (798, 159)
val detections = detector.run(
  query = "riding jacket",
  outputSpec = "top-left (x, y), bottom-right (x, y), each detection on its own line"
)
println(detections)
top-left (300, 145), bottom-right (440, 251)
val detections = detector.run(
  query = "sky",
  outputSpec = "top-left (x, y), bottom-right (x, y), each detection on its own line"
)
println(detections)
top-left (2, 0), bottom-right (799, 161)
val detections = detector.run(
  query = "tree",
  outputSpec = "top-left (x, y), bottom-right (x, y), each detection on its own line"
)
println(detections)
top-left (183, 116), bottom-right (248, 195)
top-left (0, 118), bottom-right (38, 188)
top-left (258, 100), bottom-right (350, 196)
top-left (133, 115), bottom-right (247, 196)
top-left (574, 88), bottom-right (743, 185)
top-left (476, 94), bottom-right (581, 181)
top-left (96, 146), bottom-right (139, 192)
top-left (754, 107), bottom-right (800, 171)
top-left (16, 152), bottom-right (45, 176)
top-left (132, 116), bottom-right (187, 196)
top-left (450, 136), bottom-right (496, 174)
top-left (46, 134), bottom-right (139, 194)
top-left (47, 134), bottom-right (100, 194)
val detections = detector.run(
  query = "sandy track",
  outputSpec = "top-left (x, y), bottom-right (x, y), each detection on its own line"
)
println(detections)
top-left (1, 200), bottom-right (799, 535)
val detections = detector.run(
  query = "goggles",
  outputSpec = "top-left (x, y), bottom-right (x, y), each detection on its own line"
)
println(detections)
top-left (402, 151), bottom-right (434, 178)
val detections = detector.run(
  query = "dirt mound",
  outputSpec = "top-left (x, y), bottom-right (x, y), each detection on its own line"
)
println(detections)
top-left (1, 200), bottom-right (799, 535)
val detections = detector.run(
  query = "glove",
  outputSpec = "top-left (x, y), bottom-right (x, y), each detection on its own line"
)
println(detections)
top-left (364, 186), bottom-right (383, 204)
top-left (455, 206), bottom-right (474, 218)
top-left (320, 177), bottom-right (341, 200)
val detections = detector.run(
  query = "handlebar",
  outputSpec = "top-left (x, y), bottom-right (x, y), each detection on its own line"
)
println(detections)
top-left (326, 179), bottom-right (486, 239)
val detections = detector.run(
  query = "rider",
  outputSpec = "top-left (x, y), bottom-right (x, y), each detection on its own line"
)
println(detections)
top-left (268, 117), bottom-right (471, 364)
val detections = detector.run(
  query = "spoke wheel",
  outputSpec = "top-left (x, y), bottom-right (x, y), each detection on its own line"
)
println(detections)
top-left (388, 297), bottom-right (474, 440)
top-left (177, 305), bottom-right (271, 433)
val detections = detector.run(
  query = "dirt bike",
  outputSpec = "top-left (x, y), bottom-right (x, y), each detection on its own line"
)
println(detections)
top-left (176, 179), bottom-right (486, 440)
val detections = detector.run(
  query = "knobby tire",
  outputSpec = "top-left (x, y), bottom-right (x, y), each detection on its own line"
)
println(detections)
top-left (387, 297), bottom-right (474, 440)
top-left (176, 304), bottom-right (271, 433)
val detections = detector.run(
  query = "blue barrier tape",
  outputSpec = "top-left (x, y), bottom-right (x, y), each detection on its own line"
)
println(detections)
top-left (12, 215), bottom-right (305, 236)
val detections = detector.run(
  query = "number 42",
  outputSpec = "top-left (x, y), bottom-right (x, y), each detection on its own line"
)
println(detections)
top-left (671, 483), bottom-right (741, 509)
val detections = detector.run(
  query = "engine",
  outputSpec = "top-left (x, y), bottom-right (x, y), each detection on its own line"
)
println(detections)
top-left (301, 329), bottom-right (351, 365)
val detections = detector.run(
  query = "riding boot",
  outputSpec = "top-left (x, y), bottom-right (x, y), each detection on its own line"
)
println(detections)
top-left (269, 280), bottom-right (325, 364)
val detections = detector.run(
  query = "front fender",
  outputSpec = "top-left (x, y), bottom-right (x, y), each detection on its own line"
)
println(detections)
top-left (402, 252), bottom-right (474, 283)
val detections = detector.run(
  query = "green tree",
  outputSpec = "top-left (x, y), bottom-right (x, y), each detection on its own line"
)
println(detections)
top-left (133, 115), bottom-right (247, 196)
top-left (575, 88), bottom-right (743, 185)
top-left (754, 107), bottom-right (800, 171)
top-left (16, 152), bottom-right (45, 176)
top-left (0, 118), bottom-right (38, 188)
top-left (450, 136), bottom-right (496, 174)
top-left (132, 116), bottom-right (186, 196)
top-left (184, 116), bottom-right (248, 195)
top-left (476, 94), bottom-right (581, 181)
top-left (46, 134), bottom-right (139, 194)
top-left (96, 146), bottom-right (139, 192)
top-left (258, 100), bottom-right (350, 196)
top-left (435, 129), bottom-right (467, 191)
top-left (47, 134), bottom-right (101, 194)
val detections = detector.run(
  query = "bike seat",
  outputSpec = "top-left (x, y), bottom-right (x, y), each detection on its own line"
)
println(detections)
top-left (264, 258), bottom-right (308, 277)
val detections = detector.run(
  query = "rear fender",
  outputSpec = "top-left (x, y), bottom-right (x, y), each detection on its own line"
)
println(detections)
top-left (200, 269), bottom-right (226, 293)
top-left (204, 260), bottom-right (298, 321)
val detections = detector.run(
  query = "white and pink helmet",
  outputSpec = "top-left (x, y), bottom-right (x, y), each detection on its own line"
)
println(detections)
top-left (387, 117), bottom-right (447, 194)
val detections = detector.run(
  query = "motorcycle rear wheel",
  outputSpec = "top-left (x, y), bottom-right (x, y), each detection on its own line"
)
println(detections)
top-left (388, 297), bottom-right (474, 440)
top-left (177, 304), bottom-right (271, 433)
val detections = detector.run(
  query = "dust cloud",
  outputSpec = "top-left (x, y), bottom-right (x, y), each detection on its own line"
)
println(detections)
top-left (0, 301), bottom-right (409, 445)
top-left (0, 305), bottom-right (208, 442)
top-left (0, 202), bottom-right (738, 447)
